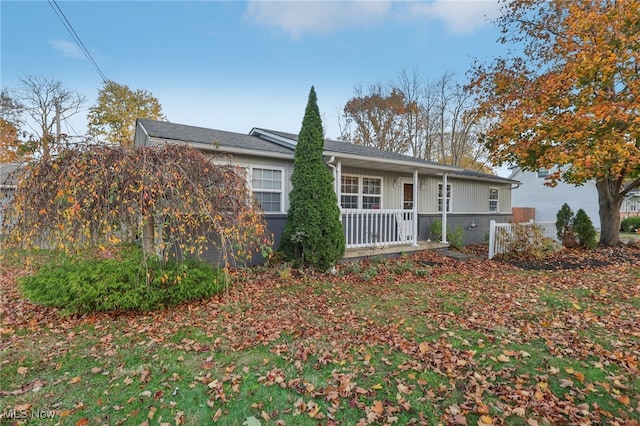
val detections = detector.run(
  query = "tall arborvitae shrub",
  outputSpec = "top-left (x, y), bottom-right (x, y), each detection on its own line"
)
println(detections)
top-left (573, 208), bottom-right (597, 249)
top-left (280, 87), bottom-right (345, 270)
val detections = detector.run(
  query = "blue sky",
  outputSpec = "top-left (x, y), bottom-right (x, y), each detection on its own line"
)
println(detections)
top-left (2, 1), bottom-right (506, 144)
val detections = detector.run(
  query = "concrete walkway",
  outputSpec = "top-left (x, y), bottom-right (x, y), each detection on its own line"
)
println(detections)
top-left (342, 240), bottom-right (449, 262)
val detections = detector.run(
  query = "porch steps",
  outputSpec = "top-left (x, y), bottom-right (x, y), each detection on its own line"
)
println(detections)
top-left (438, 249), bottom-right (475, 262)
top-left (341, 241), bottom-right (449, 262)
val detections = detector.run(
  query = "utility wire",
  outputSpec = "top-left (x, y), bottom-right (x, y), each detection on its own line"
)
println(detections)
top-left (48, 0), bottom-right (108, 84)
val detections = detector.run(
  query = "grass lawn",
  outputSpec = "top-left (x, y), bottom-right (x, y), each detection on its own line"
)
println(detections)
top-left (621, 232), bottom-right (639, 240)
top-left (1, 248), bottom-right (639, 425)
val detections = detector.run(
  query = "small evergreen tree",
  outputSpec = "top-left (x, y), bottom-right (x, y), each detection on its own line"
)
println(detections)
top-left (556, 203), bottom-right (577, 247)
top-left (573, 209), bottom-right (597, 249)
top-left (280, 87), bottom-right (345, 270)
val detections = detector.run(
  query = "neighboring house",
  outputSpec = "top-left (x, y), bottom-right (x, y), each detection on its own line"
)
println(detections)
top-left (621, 190), bottom-right (640, 220)
top-left (508, 167), bottom-right (639, 229)
top-left (135, 119), bottom-right (519, 262)
top-left (0, 163), bottom-right (20, 235)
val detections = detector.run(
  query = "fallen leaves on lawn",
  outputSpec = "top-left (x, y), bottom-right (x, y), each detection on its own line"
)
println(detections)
top-left (1, 246), bottom-right (639, 425)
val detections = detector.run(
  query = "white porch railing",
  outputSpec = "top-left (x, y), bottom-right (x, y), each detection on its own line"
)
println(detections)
top-left (343, 209), bottom-right (414, 248)
top-left (488, 219), bottom-right (557, 259)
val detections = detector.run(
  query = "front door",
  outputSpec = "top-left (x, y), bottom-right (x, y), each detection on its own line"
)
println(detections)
top-left (397, 182), bottom-right (414, 240)
top-left (403, 183), bottom-right (414, 210)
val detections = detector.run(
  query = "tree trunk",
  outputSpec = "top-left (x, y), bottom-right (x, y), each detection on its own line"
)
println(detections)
top-left (142, 213), bottom-right (155, 257)
top-left (596, 180), bottom-right (622, 246)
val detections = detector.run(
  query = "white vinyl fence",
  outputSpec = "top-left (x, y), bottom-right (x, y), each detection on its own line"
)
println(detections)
top-left (488, 219), bottom-right (557, 259)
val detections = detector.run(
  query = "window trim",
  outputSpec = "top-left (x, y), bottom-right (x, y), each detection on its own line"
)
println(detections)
top-left (249, 166), bottom-right (285, 214)
top-left (489, 187), bottom-right (499, 212)
top-left (340, 174), bottom-right (383, 210)
top-left (438, 182), bottom-right (452, 213)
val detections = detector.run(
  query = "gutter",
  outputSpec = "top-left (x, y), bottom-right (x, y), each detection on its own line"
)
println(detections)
top-left (322, 150), bottom-right (462, 174)
top-left (154, 138), bottom-right (295, 160)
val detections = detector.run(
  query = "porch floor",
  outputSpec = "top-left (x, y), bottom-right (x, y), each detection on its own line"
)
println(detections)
top-left (342, 240), bottom-right (449, 262)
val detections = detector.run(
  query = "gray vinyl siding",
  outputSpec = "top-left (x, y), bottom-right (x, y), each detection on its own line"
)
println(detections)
top-left (340, 167), bottom-right (396, 209)
top-left (339, 169), bottom-right (512, 214)
top-left (420, 177), bottom-right (511, 213)
top-left (210, 153), bottom-right (294, 215)
top-left (450, 179), bottom-right (512, 214)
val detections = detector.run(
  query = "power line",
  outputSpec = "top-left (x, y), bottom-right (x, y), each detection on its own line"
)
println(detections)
top-left (48, 0), bottom-right (108, 84)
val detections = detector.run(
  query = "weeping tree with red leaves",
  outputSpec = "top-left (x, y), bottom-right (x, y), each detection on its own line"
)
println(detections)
top-left (469, 0), bottom-right (640, 246)
top-left (2, 144), bottom-right (272, 267)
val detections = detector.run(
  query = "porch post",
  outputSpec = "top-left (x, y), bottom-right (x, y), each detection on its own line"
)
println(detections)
top-left (412, 169), bottom-right (419, 246)
top-left (336, 160), bottom-right (342, 209)
top-left (441, 173), bottom-right (448, 244)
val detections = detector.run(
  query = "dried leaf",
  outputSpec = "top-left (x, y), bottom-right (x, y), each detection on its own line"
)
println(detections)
top-left (371, 400), bottom-right (384, 415)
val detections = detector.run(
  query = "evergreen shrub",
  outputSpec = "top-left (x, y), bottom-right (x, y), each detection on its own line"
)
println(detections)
top-left (19, 245), bottom-right (224, 315)
top-left (280, 87), bottom-right (345, 270)
top-left (555, 203), bottom-right (575, 245)
top-left (573, 209), bottom-right (597, 249)
top-left (621, 216), bottom-right (640, 233)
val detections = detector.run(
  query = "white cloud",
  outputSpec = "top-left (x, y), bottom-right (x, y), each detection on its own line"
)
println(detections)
top-left (244, 1), bottom-right (392, 39)
top-left (50, 39), bottom-right (84, 58)
top-left (244, 0), bottom-right (500, 38)
top-left (405, 0), bottom-right (502, 34)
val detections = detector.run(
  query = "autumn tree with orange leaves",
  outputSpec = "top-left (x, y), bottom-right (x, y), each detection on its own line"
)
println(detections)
top-left (0, 90), bottom-right (29, 163)
top-left (469, 0), bottom-right (640, 245)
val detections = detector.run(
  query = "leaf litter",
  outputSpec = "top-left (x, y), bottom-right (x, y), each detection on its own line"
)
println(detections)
top-left (1, 246), bottom-right (639, 425)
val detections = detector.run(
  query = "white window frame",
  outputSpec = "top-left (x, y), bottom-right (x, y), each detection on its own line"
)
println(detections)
top-left (340, 175), bottom-right (359, 210)
top-left (340, 174), bottom-right (382, 210)
top-left (489, 188), bottom-right (499, 212)
top-left (250, 166), bottom-right (284, 214)
top-left (438, 183), bottom-right (452, 212)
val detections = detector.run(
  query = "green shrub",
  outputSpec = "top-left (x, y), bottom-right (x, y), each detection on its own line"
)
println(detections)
top-left (430, 220), bottom-right (442, 241)
top-left (19, 245), bottom-right (224, 315)
top-left (280, 87), bottom-right (345, 270)
top-left (430, 221), bottom-right (465, 250)
top-left (621, 216), bottom-right (640, 233)
top-left (573, 209), bottom-right (597, 249)
top-left (449, 225), bottom-right (465, 250)
top-left (555, 203), bottom-right (575, 245)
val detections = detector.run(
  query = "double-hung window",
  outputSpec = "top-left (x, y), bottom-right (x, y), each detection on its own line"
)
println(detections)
top-left (362, 177), bottom-right (381, 209)
top-left (251, 167), bottom-right (283, 213)
top-left (438, 183), bottom-right (451, 212)
top-left (340, 175), bottom-right (382, 209)
top-left (489, 188), bottom-right (499, 212)
top-left (340, 176), bottom-right (359, 209)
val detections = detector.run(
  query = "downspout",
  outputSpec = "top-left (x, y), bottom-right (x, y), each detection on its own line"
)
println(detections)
top-left (325, 156), bottom-right (339, 207)
top-left (441, 173), bottom-right (448, 244)
top-left (412, 169), bottom-right (419, 246)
